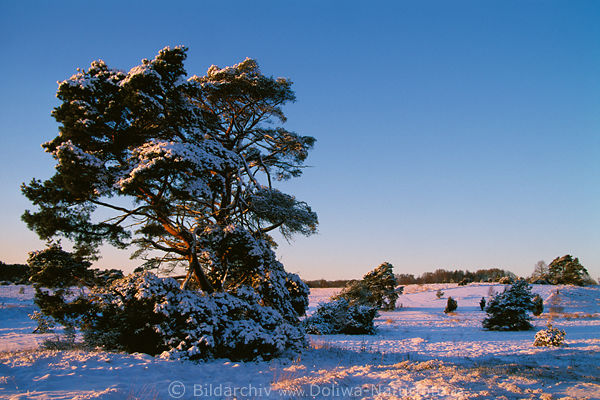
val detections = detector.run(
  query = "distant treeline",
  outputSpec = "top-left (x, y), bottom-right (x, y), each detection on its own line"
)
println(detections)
top-left (395, 268), bottom-right (516, 285)
top-left (0, 260), bottom-right (124, 286)
top-left (304, 279), bottom-right (352, 288)
top-left (305, 268), bottom-right (517, 288)
top-left (0, 261), bottom-right (29, 283)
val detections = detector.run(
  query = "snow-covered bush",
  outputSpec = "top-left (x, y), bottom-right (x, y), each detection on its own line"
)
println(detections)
top-left (333, 262), bottom-right (398, 310)
top-left (444, 297), bottom-right (457, 313)
top-left (81, 272), bottom-right (306, 361)
top-left (533, 323), bottom-right (566, 347)
top-left (436, 289), bottom-right (444, 299)
top-left (532, 294), bottom-right (544, 316)
top-left (483, 279), bottom-right (534, 331)
top-left (304, 299), bottom-right (378, 335)
top-left (28, 233), bottom-right (310, 362)
top-left (197, 225), bottom-right (310, 322)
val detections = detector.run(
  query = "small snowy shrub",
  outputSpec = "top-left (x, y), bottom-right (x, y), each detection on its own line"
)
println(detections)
top-left (304, 299), bottom-right (378, 335)
top-left (444, 297), bottom-right (457, 313)
top-left (436, 289), bottom-right (444, 299)
top-left (80, 272), bottom-right (305, 361)
top-left (483, 279), bottom-right (534, 331)
top-left (532, 294), bottom-right (544, 316)
top-left (333, 262), bottom-right (398, 310)
top-left (534, 323), bottom-right (566, 347)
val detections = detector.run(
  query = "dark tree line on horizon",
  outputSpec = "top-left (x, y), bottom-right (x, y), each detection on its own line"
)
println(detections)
top-left (395, 268), bottom-right (517, 285)
top-left (305, 268), bottom-right (517, 287)
top-left (4, 262), bottom-right (596, 287)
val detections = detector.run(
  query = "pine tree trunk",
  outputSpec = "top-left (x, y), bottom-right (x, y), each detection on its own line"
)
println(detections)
top-left (186, 252), bottom-right (214, 293)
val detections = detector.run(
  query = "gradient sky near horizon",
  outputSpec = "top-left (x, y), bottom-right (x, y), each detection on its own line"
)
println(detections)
top-left (1, 1), bottom-right (598, 280)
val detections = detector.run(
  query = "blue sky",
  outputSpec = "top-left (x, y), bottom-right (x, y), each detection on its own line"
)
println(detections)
top-left (1, 1), bottom-right (598, 280)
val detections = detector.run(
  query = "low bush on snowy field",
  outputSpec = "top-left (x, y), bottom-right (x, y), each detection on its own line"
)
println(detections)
top-left (534, 323), bottom-right (566, 347)
top-left (303, 299), bottom-right (378, 335)
top-left (444, 296), bottom-right (457, 313)
top-left (26, 239), bottom-right (310, 361)
top-left (532, 294), bottom-right (544, 316)
top-left (80, 272), bottom-right (306, 361)
top-left (483, 279), bottom-right (534, 331)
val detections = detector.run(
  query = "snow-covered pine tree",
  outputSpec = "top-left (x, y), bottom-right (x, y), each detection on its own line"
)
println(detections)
top-left (361, 262), bottom-right (399, 310)
top-left (333, 262), bottom-right (399, 310)
top-left (303, 299), bottom-right (378, 335)
top-left (21, 47), bottom-right (316, 359)
top-left (483, 279), bottom-right (534, 331)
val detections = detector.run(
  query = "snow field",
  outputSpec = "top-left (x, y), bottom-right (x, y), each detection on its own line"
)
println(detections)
top-left (1, 283), bottom-right (599, 399)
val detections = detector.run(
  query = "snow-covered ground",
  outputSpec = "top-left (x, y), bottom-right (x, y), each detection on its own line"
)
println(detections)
top-left (1, 283), bottom-right (599, 399)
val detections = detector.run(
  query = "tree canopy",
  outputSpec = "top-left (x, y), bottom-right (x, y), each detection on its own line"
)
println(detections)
top-left (483, 279), bottom-right (534, 331)
top-left (334, 262), bottom-right (399, 310)
top-left (547, 255), bottom-right (591, 286)
top-left (22, 46), bottom-right (317, 293)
